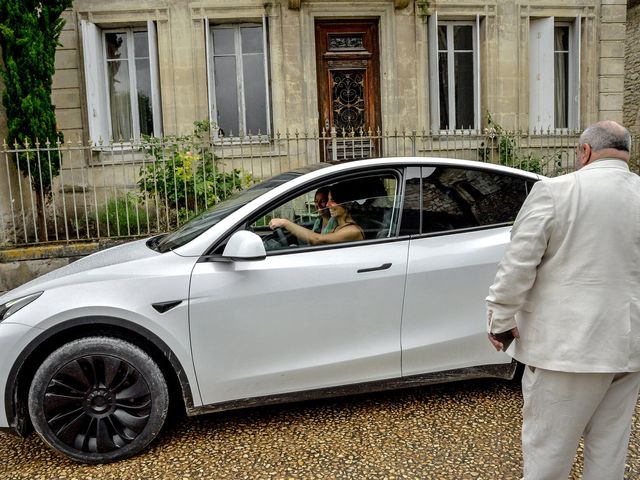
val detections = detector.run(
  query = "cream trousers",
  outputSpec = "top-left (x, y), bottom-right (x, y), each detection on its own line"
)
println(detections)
top-left (521, 367), bottom-right (640, 480)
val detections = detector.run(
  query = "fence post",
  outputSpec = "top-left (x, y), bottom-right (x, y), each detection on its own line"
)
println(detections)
top-left (411, 130), bottom-right (417, 156)
top-left (331, 126), bottom-right (337, 162)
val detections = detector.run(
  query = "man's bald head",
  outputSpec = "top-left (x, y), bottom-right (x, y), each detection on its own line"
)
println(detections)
top-left (576, 121), bottom-right (631, 168)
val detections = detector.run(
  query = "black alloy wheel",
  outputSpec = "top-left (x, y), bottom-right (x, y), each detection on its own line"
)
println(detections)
top-left (29, 336), bottom-right (169, 463)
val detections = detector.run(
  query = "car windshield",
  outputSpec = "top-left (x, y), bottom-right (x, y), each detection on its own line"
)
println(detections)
top-left (151, 163), bottom-right (330, 253)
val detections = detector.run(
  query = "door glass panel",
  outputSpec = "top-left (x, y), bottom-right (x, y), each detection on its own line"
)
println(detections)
top-left (454, 52), bottom-right (474, 129)
top-left (331, 70), bottom-right (366, 132)
top-left (105, 32), bottom-right (127, 59)
top-left (437, 26), bottom-right (447, 50)
top-left (241, 26), bottom-right (263, 54)
top-left (135, 58), bottom-right (153, 136)
top-left (420, 167), bottom-right (529, 233)
top-left (107, 60), bottom-right (132, 140)
top-left (243, 54), bottom-right (267, 134)
top-left (438, 53), bottom-right (449, 130)
top-left (328, 34), bottom-right (365, 51)
top-left (213, 56), bottom-right (239, 135)
top-left (554, 26), bottom-right (569, 129)
top-left (212, 28), bottom-right (235, 55)
top-left (453, 25), bottom-right (473, 50)
top-left (133, 31), bottom-right (149, 58)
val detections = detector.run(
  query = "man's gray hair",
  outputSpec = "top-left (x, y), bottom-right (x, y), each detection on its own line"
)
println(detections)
top-left (579, 121), bottom-right (631, 152)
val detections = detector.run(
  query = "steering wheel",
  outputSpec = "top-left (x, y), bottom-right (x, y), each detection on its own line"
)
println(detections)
top-left (274, 227), bottom-right (289, 247)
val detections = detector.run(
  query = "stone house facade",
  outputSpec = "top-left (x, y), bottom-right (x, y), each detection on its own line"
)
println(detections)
top-left (0, 0), bottom-right (633, 238)
top-left (48, 0), bottom-right (628, 141)
top-left (624, 0), bottom-right (639, 135)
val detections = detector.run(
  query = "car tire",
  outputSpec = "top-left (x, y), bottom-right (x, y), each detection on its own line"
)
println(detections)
top-left (28, 336), bottom-right (169, 464)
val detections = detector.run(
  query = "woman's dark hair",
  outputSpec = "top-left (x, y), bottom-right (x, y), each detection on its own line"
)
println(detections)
top-left (315, 186), bottom-right (330, 198)
top-left (329, 181), bottom-right (359, 206)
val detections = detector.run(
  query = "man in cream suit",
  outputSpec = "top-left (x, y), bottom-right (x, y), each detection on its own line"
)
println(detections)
top-left (486, 121), bottom-right (639, 480)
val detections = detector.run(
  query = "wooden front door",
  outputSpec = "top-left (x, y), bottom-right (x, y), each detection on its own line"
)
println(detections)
top-left (315, 19), bottom-right (381, 161)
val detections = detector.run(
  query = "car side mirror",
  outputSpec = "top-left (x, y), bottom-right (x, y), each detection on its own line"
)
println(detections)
top-left (221, 230), bottom-right (266, 261)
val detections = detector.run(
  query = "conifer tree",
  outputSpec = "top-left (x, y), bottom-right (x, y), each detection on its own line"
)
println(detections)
top-left (0, 0), bottom-right (73, 236)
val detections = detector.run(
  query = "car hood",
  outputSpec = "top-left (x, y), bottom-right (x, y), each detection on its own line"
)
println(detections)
top-left (0, 238), bottom-right (160, 302)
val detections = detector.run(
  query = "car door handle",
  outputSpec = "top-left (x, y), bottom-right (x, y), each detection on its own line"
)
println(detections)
top-left (357, 263), bottom-right (392, 273)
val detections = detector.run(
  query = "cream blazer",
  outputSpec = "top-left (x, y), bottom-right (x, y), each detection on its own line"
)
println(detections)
top-left (487, 158), bottom-right (640, 372)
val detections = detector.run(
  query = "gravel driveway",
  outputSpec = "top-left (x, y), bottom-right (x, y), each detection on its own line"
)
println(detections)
top-left (1, 379), bottom-right (639, 479)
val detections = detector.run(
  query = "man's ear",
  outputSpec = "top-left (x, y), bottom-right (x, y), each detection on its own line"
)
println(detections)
top-left (577, 143), bottom-right (592, 168)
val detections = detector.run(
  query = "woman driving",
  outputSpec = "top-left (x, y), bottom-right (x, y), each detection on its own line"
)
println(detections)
top-left (269, 182), bottom-right (365, 245)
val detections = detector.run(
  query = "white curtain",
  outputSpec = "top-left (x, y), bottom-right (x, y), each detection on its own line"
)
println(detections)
top-left (554, 29), bottom-right (567, 129)
top-left (107, 61), bottom-right (133, 140)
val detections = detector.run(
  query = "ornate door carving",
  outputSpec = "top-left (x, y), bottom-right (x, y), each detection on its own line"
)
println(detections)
top-left (315, 19), bottom-right (381, 161)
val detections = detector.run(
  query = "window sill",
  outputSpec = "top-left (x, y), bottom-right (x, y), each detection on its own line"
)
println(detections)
top-left (212, 135), bottom-right (271, 146)
top-left (89, 146), bottom-right (148, 165)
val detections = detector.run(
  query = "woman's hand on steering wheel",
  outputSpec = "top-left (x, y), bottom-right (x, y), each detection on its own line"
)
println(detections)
top-left (273, 226), bottom-right (289, 247)
top-left (269, 218), bottom-right (290, 247)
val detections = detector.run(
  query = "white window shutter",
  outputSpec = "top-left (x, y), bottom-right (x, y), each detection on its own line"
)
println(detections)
top-left (147, 20), bottom-right (163, 137)
top-left (80, 20), bottom-right (109, 144)
top-left (569, 15), bottom-right (581, 130)
top-left (428, 11), bottom-right (439, 133)
top-left (529, 17), bottom-right (554, 132)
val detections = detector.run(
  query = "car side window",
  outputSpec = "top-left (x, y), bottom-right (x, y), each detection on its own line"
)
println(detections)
top-left (247, 174), bottom-right (400, 252)
top-left (401, 166), bottom-right (529, 235)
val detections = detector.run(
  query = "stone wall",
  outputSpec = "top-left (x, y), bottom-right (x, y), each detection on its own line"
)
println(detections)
top-left (0, 240), bottom-right (123, 294)
top-left (624, 1), bottom-right (640, 135)
top-left (53, 10), bottom-right (83, 143)
top-left (46, 0), bottom-right (629, 136)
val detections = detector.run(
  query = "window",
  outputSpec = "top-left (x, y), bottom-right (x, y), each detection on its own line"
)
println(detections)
top-left (81, 20), bottom-right (162, 144)
top-left (400, 167), bottom-right (529, 236)
top-left (206, 22), bottom-right (270, 137)
top-left (105, 30), bottom-right (155, 140)
top-left (428, 14), bottom-right (480, 132)
top-left (247, 174), bottom-right (399, 252)
top-left (529, 17), bottom-right (581, 131)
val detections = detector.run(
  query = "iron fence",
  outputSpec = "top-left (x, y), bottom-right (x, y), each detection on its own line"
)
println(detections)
top-left (1, 128), bottom-right (637, 247)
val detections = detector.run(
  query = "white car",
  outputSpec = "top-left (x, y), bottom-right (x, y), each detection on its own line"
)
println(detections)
top-left (0, 157), bottom-right (539, 463)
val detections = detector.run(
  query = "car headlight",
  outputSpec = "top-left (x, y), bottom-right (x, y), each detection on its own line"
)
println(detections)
top-left (0, 292), bottom-right (43, 322)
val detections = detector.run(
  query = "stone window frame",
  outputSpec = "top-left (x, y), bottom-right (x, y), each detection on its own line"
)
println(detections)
top-left (205, 20), bottom-right (272, 141)
top-left (100, 26), bottom-right (161, 141)
top-left (519, 4), bottom-right (597, 132)
top-left (528, 16), bottom-right (581, 132)
top-left (78, 9), bottom-right (167, 147)
top-left (432, 19), bottom-right (479, 132)
top-left (421, 4), bottom-right (497, 134)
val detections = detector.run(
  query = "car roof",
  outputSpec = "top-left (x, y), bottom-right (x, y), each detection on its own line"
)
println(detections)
top-left (315, 157), bottom-right (541, 180)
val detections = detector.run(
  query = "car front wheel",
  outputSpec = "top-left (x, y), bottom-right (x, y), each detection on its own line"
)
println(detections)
top-left (28, 336), bottom-right (169, 464)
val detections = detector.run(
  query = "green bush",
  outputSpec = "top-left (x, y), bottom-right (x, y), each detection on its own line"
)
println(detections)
top-left (138, 121), bottom-right (254, 224)
top-left (94, 195), bottom-right (150, 237)
top-left (480, 113), bottom-right (542, 175)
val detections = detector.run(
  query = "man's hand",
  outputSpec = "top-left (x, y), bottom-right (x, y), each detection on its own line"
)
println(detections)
top-left (488, 327), bottom-right (520, 351)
